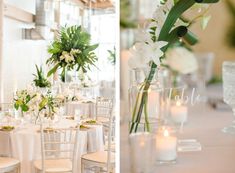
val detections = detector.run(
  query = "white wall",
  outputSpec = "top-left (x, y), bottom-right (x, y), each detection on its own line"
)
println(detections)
top-left (5, 0), bottom-right (36, 14)
top-left (3, 17), bottom-right (48, 103)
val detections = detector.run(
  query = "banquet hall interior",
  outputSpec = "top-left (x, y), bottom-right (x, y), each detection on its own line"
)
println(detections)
top-left (0, 0), bottom-right (116, 173)
top-left (121, 0), bottom-right (235, 172)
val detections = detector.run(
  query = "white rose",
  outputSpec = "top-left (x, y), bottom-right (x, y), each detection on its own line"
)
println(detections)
top-left (164, 47), bottom-right (198, 74)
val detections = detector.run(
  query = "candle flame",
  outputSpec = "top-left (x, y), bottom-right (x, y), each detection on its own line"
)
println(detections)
top-left (140, 141), bottom-right (145, 147)
top-left (164, 129), bottom-right (169, 137)
top-left (176, 101), bottom-right (181, 106)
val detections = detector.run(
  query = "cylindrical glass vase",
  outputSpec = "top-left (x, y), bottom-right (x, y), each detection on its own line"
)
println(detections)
top-left (128, 67), bottom-right (165, 134)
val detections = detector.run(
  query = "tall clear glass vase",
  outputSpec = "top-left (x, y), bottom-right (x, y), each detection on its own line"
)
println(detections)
top-left (128, 67), bottom-right (164, 134)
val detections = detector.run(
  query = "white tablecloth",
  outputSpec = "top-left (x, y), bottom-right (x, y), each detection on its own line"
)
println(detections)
top-left (65, 101), bottom-right (96, 119)
top-left (121, 84), bottom-right (235, 173)
top-left (0, 119), bottom-right (104, 173)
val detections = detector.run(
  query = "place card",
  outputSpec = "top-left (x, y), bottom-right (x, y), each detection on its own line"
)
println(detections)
top-left (177, 139), bottom-right (202, 152)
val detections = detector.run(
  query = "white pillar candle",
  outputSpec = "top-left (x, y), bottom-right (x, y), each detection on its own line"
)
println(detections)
top-left (170, 101), bottom-right (188, 124)
top-left (156, 129), bottom-right (177, 161)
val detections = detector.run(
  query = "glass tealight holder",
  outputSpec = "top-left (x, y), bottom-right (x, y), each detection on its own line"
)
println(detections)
top-left (129, 132), bottom-right (155, 173)
top-left (170, 100), bottom-right (188, 131)
top-left (155, 126), bottom-right (178, 164)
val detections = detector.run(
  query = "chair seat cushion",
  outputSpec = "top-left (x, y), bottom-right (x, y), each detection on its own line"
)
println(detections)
top-left (82, 151), bottom-right (115, 164)
top-left (0, 157), bottom-right (20, 169)
top-left (33, 159), bottom-right (72, 172)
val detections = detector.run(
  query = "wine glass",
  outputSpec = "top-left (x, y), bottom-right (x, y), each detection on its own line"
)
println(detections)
top-left (222, 61), bottom-right (235, 134)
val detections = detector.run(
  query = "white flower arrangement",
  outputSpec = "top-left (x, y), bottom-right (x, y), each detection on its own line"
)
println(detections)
top-left (128, 0), bottom-right (219, 134)
top-left (164, 47), bottom-right (198, 74)
top-left (14, 89), bottom-right (60, 121)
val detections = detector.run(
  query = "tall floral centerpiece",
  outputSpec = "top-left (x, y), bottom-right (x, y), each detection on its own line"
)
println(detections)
top-left (46, 25), bottom-right (98, 82)
top-left (129, 0), bottom-right (219, 134)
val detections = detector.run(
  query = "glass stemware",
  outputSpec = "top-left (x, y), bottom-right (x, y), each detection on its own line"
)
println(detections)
top-left (222, 61), bottom-right (235, 134)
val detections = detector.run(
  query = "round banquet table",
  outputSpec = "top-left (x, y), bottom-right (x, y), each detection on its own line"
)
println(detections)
top-left (121, 84), bottom-right (235, 173)
top-left (0, 119), bottom-right (104, 173)
top-left (65, 100), bottom-right (96, 119)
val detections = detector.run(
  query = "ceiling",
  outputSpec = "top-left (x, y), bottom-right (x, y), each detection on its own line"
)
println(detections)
top-left (81, 0), bottom-right (114, 9)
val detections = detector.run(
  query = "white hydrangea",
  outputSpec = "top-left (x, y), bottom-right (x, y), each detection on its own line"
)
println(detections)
top-left (164, 47), bottom-right (198, 74)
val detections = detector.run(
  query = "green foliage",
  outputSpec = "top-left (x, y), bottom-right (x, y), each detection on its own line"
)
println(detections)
top-left (107, 47), bottom-right (116, 65)
top-left (39, 91), bottom-right (57, 119)
top-left (14, 90), bottom-right (36, 114)
top-left (120, 0), bottom-right (137, 28)
top-left (225, 0), bottom-right (235, 49)
top-left (33, 65), bottom-right (51, 88)
top-left (46, 25), bottom-right (98, 82)
top-left (208, 76), bottom-right (222, 85)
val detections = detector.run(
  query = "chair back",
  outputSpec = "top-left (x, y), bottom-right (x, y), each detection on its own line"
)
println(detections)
top-left (106, 109), bottom-right (115, 173)
top-left (40, 125), bottom-right (79, 173)
top-left (95, 97), bottom-right (113, 120)
top-left (95, 97), bottom-right (114, 172)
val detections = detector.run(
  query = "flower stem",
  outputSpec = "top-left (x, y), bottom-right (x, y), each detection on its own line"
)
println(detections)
top-left (129, 63), bottom-right (157, 133)
top-left (144, 92), bottom-right (150, 132)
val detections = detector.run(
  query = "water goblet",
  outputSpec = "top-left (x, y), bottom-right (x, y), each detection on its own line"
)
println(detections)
top-left (222, 61), bottom-right (235, 134)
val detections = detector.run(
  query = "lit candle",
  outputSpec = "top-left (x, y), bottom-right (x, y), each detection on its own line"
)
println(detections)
top-left (156, 129), bottom-right (177, 162)
top-left (170, 101), bottom-right (188, 124)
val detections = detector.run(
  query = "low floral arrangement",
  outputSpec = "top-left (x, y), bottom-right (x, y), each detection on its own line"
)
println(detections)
top-left (46, 25), bottom-right (99, 82)
top-left (128, 0), bottom-right (219, 133)
top-left (33, 65), bottom-right (51, 88)
top-left (14, 89), bottom-right (59, 122)
top-left (14, 89), bottom-right (37, 116)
